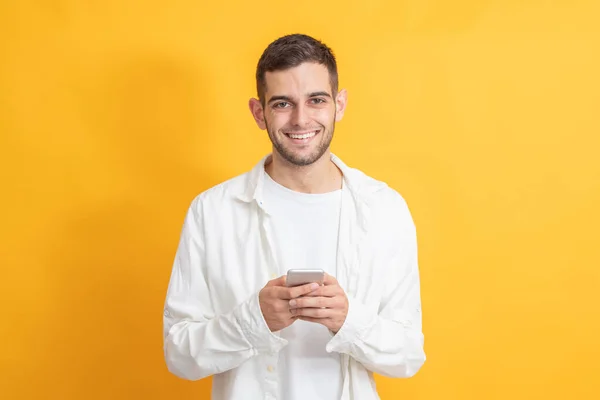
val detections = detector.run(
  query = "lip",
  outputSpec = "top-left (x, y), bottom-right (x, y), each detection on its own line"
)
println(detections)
top-left (283, 129), bottom-right (320, 144)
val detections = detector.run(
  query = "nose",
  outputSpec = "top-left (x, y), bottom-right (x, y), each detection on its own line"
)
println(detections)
top-left (290, 103), bottom-right (310, 127)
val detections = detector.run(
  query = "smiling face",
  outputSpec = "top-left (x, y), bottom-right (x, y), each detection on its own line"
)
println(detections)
top-left (249, 62), bottom-right (347, 167)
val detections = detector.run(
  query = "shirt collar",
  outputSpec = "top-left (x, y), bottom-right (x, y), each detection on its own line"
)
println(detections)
top-left (236, 153), bottom-right (387, 209)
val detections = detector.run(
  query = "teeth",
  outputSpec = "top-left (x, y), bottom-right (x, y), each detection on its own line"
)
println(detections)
top-left (288, 131), bottom-right (317, 139)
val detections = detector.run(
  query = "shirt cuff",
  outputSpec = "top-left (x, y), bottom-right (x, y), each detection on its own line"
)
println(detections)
top-left (325, 295), bottom-right (378, 354)
top-left (233, 291), bottom-right (288, 354)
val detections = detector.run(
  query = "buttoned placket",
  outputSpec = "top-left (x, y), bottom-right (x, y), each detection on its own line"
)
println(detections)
top-left (256, 196), bottom-right (284, 399)
top-left (246, 156), bottom-right (373, 399)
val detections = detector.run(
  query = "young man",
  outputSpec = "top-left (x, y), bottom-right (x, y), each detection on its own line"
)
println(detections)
top-left (163, 34), bottom-right (426, 400)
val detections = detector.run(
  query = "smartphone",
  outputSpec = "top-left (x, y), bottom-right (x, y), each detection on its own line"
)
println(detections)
top-left (285, 269), bottom-right (325, 287)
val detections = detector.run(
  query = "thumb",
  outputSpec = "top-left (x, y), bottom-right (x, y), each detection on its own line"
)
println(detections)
top-left (266, 275), bottom-right (286, 287)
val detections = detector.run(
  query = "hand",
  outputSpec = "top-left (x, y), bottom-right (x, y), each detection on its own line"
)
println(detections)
top-left (288, 273), bottom-right (349, 333)
top-left (259, 275), bottom-right (321, 332)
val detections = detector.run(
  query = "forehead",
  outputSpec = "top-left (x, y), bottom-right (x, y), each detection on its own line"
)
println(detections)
top-left (264, 62), bottom-right (331, 97)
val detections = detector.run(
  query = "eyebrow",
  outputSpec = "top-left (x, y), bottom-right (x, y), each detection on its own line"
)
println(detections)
top-left (267, 91), bottom-right (332, 105)
top-left (307, 91), bottom-right (332, 99)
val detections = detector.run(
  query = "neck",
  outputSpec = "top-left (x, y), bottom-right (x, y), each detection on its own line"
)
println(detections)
top-left (265, 150), bottom-right (342, 194)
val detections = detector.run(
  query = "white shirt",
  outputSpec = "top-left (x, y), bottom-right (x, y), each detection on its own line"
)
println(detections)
top-left (262, 171), bottom-right (343, 399)
top-left (163, 153), bottom-right (426, 400)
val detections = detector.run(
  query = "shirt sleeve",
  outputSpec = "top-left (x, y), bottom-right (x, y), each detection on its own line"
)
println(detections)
top-left (325, 191), bottom-right (426, 378)
top-left (162, 197), bottom-right (287, 381)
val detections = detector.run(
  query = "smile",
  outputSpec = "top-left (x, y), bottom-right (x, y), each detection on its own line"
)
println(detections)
top-left (284, 130), bottom-right (320, 140)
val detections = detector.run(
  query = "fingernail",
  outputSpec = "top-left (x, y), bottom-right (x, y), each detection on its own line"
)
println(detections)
top-left (310, 283), bottom-right (319, 290)
top-left (289, 300), bottom-right (296, 307)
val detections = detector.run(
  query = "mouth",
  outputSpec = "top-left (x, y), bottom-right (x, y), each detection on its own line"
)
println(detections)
top-left (283, 129), bottom-right (320, 144)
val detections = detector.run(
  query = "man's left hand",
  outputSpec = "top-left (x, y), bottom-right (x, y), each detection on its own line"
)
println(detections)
top-left (288, 273), bottom-right (348, 333)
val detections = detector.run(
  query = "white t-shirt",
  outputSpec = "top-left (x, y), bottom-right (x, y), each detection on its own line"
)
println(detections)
top-left (262, 170), bottom-right (343, 400)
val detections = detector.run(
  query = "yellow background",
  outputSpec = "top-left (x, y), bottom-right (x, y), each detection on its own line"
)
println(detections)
top-left (1, 1), bottom-right (599, 399)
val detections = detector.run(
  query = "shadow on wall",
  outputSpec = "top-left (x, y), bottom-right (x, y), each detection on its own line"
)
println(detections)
top-left (42, 52), bottom-right (218, 398)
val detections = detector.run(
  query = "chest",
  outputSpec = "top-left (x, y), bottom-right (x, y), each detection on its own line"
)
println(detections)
top-left (202, 202), bottom-right (387, 314)
top-left (266, 197), bottom-right (341, 276)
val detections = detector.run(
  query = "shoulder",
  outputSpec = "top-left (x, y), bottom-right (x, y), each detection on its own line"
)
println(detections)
top-left (347, 166), bottom-right (415, 233)
top-left (335, 154), bottom-right (410, 214)
top-left (345, 163), bottom-right (410, 210)
top-left (187, 170), bottom-right (251, 215)
top-left (376, 185), bottom-right (411, 213)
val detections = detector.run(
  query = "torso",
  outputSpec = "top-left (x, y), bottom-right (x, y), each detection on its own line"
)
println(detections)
top-left (262, 170), bottom-right (344, 400)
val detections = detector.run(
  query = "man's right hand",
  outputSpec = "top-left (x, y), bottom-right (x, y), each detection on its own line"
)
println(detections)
top-left (259, 275), bottom-right (320, 332)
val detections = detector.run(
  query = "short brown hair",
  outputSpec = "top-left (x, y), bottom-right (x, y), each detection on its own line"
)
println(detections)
top-left (255, 34), bottom-right (338, 105)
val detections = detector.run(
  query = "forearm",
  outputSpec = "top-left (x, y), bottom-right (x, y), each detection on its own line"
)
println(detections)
top-left (164, 292), bottom-right (287, 380)
top-left (326, 296), bottom-right (425, 378)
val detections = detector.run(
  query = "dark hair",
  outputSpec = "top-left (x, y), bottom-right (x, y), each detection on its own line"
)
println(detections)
top-left (255, 34), bottom-right (338, 105)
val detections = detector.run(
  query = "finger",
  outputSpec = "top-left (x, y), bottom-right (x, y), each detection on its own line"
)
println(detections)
top-left (266, 275), bottom-right (286, 287)
top-left (286, 282), bottom-right (320, 299)
top-left (302, 285), bottom-right (340, 298)
top-left (297, 316), bottom-right (327, 325)
top-left (323, 273), bottom-right (339, 286)
top-left (289, 296), bottom-right (336, 309)
top-left (292, 307), bottom-right (332, 318)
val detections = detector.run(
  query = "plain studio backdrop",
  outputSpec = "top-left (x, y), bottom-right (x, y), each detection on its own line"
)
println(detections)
top-left (1, 1), bottom-right (599, 399)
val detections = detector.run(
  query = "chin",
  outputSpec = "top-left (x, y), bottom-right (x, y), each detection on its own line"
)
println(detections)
top-left (284, 150), bottom-right (329, 167)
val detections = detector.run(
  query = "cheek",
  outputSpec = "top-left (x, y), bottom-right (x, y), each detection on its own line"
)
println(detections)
top-left (267, 112), bottom-right (289, 131)
top-left (313, 108), bottom-right (335, 124)
top-left (315, 119), bottom-right (332, 131)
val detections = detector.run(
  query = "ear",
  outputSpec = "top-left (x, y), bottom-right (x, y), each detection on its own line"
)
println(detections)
top-left (249, 98), bottom-right (267, 130)
top-left (334, 89), bottom-right (348, 122)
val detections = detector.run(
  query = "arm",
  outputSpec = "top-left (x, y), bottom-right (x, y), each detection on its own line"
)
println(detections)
top-left (325, 193), bottom-right (426, 378)
top-left (162, 198), bottom-right (286, 380)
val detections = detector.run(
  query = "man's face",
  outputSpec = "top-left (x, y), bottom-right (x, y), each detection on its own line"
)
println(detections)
top-left (250, 62), bottom-right (347, 166)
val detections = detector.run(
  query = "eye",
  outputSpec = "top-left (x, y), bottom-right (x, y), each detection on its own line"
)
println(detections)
top-left (310, 98), bottom-right (326, 104)
top-left (273, 102), bottom-right (291, 109)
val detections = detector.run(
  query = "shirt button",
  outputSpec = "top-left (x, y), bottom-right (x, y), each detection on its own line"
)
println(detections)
top-left (271, 273), bottom-right (277, 279)
top-left (267, 365), bottom-right (274, 372)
